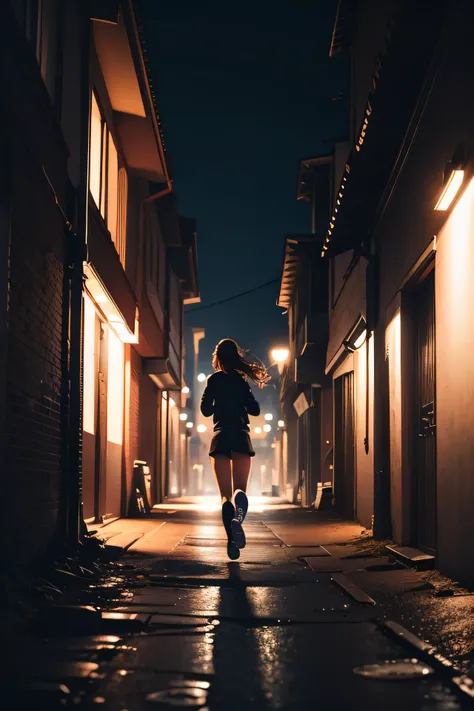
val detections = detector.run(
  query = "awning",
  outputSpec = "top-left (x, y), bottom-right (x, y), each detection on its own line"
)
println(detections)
top-left (144, 357), bottom-right (181, 391)
top-left (323, 1), bottom-right (449, 259)
top-left (277, 235), bottom-right (316, 309)
top-left (92, 4), bottom-right (170, 184)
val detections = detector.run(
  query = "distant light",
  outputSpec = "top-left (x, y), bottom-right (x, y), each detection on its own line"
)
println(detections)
top-left (435, 169), bottom-right (464, 211)
top-left (278, 420), bottom-right (285, 428)
top-left (197, 424), bottom-right (207, 433)
top-left (197, 373), bottom-right (206, 382)
top-left (169, 397), bottom-right (176, 407)
top-left (186, 421), bottom-right (194, 429)
top-left (263, 424), bottom-right (271, 433)
top-left (180, 434), bottom-right (186, 441)
top-left (353, 330), bottom-right (367, 350)
top-left (182, 386), bottom-right (190, 394)
top-left (264, 413), bottom-right (273, 421)
top-left (180, 413), bottom-right (188, 421)
top-left (271, 348), bottom-right (289, 364)
top-left (254, 427), bottom-right (262, 434)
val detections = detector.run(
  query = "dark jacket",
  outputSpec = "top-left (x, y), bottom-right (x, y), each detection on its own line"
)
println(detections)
top-left (200, 370), bottom-right (260, 432)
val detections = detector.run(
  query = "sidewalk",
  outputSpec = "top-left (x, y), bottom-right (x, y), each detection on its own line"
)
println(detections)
top-left (4, 502), bottom-right (474, 709)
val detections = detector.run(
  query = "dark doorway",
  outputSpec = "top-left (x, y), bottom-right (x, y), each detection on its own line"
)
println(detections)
top-left (413, 270), bottom-right (437, 554)
top-left (334, 372), bottom-right (355, 518)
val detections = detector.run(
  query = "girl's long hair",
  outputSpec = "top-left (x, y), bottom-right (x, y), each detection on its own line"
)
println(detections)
top-left (212, 338), bottom-right (270, 388)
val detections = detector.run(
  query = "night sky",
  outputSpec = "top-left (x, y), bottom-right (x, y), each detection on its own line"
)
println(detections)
top-left (140, 0), bottom-right (348, 378)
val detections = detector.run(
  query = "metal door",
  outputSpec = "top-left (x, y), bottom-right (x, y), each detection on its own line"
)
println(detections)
top-left (334, 372), bottom-right (355, 518)
top-left (413, 270), bottom-right (437, 553)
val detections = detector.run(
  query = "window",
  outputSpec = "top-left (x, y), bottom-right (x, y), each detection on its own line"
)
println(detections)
top-left (89, 91), bottom-right (127, 266)
top-left (11, 0), bottom-right (58, 100)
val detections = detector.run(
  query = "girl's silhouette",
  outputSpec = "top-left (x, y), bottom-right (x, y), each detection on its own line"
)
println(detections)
top-left (200, 338), bottom-right (269, 559)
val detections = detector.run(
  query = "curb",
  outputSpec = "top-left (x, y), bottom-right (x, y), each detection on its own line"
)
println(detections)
top-left (382, 620), bottom-right (474, 703)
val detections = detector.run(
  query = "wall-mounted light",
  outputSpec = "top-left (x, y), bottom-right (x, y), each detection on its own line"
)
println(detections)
top-left (343, 316), bottom-right (367, 353)
top-left (434, 169), bottom-right (464, 211)
top-left (435, 145), bottom-right (467, 212)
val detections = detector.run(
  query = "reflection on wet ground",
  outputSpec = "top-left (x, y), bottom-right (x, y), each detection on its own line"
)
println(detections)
top-left (3, 506), bottom-right (474, 709)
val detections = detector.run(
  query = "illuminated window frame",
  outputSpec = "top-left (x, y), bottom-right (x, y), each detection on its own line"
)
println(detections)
top-left (89, 90), bottom-right (127, 266)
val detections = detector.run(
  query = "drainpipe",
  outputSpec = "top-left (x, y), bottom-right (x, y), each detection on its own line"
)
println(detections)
top-left (68, 11), bottom-right (91, 548)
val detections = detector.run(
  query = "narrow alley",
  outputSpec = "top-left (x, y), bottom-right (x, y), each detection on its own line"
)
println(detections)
top-left (5, 502), bottom-right (474, 710)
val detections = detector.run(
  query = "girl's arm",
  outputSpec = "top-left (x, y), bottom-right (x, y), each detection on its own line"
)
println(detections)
top-left (245, 383), bottom-right (260, 417)
top-left (200, 378), bottom-right (215, 417)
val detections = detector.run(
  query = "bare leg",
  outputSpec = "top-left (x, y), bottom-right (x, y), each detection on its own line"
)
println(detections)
top-left (231, 452), bottom-right (252, 493)
top-left (212, 454), bottom-right (233, 502)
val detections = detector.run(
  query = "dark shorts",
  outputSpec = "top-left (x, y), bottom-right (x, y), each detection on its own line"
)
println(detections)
top-left (209, 430), bottom-right (255, 459)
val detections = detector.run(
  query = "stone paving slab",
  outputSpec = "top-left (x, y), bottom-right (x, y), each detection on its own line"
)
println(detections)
top-left (304, 555), bottom-right (399, 573)
top-left (345, 569), bottom-right (435, 597)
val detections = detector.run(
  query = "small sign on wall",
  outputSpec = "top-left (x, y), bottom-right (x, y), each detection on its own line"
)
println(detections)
top-left (293, 392), bottom-right (310, 418)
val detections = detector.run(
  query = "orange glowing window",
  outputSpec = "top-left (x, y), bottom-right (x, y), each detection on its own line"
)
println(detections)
top-left (90, 92), bottom-right (102, 210)
top-left (89, 91), bottom-right (127, 267)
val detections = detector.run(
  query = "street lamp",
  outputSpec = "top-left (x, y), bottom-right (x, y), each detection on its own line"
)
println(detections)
top-left (270, 348), bottom-right (289, 364)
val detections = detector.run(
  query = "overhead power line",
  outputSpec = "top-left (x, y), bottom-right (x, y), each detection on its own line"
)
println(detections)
top-left (186, 277), bottom-right (280, 313)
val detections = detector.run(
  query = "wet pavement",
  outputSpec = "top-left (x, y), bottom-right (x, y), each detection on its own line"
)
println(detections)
top-left (3, 503), bottom-right (474, 709)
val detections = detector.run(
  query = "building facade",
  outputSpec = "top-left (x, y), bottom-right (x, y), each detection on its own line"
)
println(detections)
top-left (1, 0), bottom-right (198, 569)
top-left (277, 158), bottom-right (333, 507)
top-left (321, 0), bottom-right (474, 580)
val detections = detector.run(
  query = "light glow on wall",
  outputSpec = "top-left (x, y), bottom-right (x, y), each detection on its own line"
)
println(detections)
top-left (107, 327), bottom-right (124, 445)
top-left (83, 294), bottom-right (97, 435)
top-left (84, 263), bottom-right (138, 344)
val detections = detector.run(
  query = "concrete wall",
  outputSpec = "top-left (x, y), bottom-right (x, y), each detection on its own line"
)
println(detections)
top-left (354, 339), bottom-right (374, 529)
top-left (436, 176), bottom-right (474, 579)
top-left (327, 257), bottom-right (366, 366)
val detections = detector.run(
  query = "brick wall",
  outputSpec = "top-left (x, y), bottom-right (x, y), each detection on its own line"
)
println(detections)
top-left (5, 139), bottom-right (68, 567)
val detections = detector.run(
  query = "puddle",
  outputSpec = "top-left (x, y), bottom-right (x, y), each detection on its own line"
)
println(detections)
top-left (147, 680), bottom-right (210, 707)
top-left (353, 659), bottom-right (434, 680)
